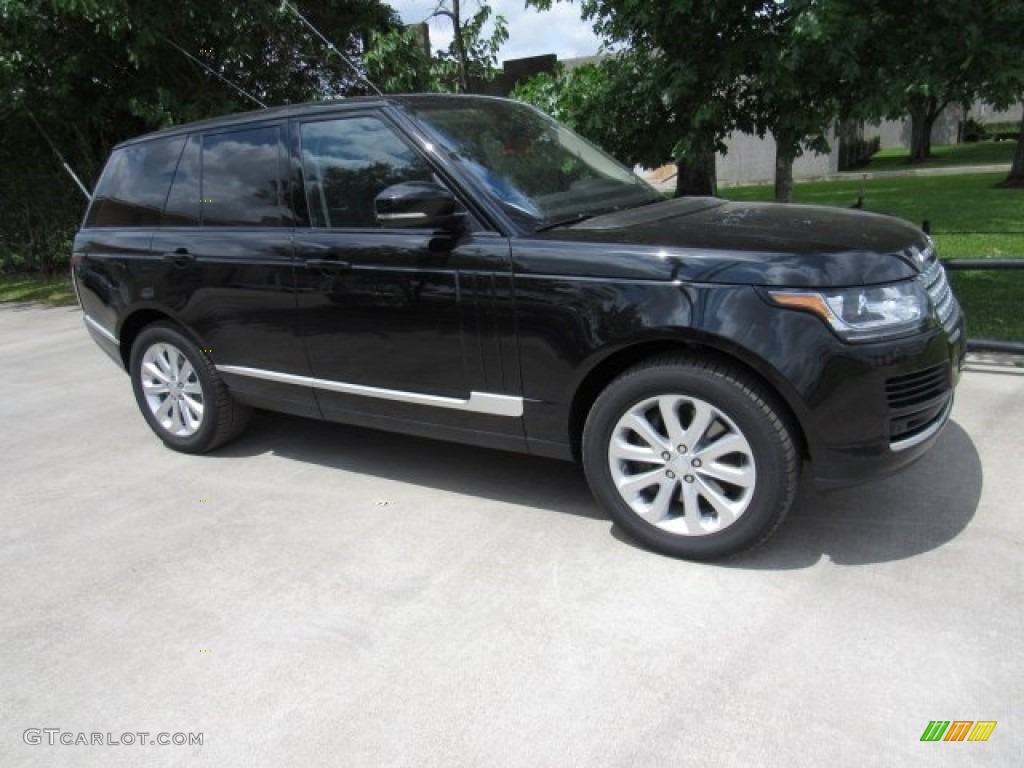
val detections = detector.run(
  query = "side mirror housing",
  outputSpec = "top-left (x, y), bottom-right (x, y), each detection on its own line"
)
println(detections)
top-left (374, 181), bottom-right (465, 232)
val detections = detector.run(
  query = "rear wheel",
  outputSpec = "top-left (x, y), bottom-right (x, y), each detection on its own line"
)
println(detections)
top-left (582, 355), bottom-right (799, 560)
top-left (130, 322), bottom-right (250, 453)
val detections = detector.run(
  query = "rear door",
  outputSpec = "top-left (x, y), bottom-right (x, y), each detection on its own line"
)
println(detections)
top-left (148, 123), bottom-right (316, 416)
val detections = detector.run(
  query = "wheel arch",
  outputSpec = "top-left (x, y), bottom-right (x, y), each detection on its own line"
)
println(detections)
top-left (568, 334), bottom-right (810, 464)
top-left (118, 308), bottom-right (190, 369)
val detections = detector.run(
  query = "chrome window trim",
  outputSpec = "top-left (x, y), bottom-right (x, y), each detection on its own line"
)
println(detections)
top-left (216, 364), bottom-right (523, 417)
top-left (84, 315), bottom-right (119, 346)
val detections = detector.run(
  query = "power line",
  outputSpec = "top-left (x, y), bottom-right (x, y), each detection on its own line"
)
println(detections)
top-left (163, 37), bottom-right (268, 109)
top-left (24, 107), bottom-right (92, 201)
top-left (278, 0), bottom-right (384, 96)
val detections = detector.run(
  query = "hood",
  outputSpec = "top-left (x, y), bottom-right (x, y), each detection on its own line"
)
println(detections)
top-left (526, 197), bottom-right (929, 287)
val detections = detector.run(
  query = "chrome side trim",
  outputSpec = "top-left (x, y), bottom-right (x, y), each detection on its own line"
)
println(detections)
top-left (84, 315), bottom-right (119, 346)
top-left (377, 211), bottom-right (428, 221)
top-left (890, 396), bottom-right (953, 453)
top-left (216, 365), bottom-right (524, 417)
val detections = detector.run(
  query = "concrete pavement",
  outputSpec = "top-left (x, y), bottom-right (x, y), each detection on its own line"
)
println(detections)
top-left (1, 304), bottom-right (1021, 767)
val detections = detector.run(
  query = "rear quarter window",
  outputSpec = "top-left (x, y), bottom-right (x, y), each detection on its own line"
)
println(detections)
top-left (85, 137), bottom-right (186, 228)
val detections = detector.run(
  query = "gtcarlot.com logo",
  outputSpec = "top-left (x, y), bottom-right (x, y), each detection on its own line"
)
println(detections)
top-left (23, 729), bottom-right (203, 747)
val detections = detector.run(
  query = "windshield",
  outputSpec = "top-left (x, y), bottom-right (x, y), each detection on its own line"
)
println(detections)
top-left (405, 97), bottom-right (663, 229)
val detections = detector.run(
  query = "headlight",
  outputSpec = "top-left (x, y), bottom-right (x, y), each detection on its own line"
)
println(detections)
top-left (768, 281), bottom-right (928, 341)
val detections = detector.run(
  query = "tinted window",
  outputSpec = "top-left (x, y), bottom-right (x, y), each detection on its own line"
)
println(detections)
top-left (300, 117), bottom-right (432, 228)
top-left (202, 126), bottom-right (288, 226)
top-left (408, 99), bottom-right (661, 227)
top-left (85, 137), bottom-right (185, 227)
top-left (162, 135), bottom-right (200, 226)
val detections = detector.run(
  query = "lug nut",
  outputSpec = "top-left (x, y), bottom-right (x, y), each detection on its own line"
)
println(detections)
top-left (661, 451), bottom-right (671, 461)
top-left (692, 458), bottom-right (702, 468)
top-left (677, 444), bottom-right (687, 453)
top-left (666, 470), bottom-right (676, 479)
top-left (684, 475), bottom-right (695, 483)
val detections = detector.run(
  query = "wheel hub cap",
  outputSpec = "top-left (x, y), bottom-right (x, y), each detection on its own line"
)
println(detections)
top-left (140, 342), bottom-right (205, 437)
top-left (607, 394), bottom-right (757, 536)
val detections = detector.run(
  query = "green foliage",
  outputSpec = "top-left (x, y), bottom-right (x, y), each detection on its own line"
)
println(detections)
top-left (433, 4), bottom-right (508, 92)
top-left (526, 0), bottom-right (1024, 191)
top-left (976, 121), bottom-right (1022, 142)
top-left (366, 3), bottom-right (508, 94)
top-left (513, 58), bottom-right (677, 169)
top-left (0, 274), bottom-right (77, 305)
top-left (523, 1), bottom-right (849, 196)
top-left (0, 0), bottom-right (400, 271)
top-left (365, 25), bottom-right (434, 93)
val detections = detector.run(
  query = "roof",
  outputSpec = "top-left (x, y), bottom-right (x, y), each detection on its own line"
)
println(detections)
top-left (113, 93), bottom-right (519, 148)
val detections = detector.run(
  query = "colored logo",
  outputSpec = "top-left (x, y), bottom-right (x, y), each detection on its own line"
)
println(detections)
top-left (920, 721), bottom-right (997, 742)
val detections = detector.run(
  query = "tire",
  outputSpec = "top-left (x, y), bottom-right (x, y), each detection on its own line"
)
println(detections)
top-left (129, 322), bottom-right (251, 453)
top-left (582, 354), bottom-right (799, 561)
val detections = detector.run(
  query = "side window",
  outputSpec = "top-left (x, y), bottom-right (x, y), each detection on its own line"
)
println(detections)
top-left (85, 137), bottom-right (185, 227)
top-left (299, 116), bottom-right (433, 228)
top-left (201, 126), bottom-right (288, 226)
top-left (162, 135), bottom-right (200, 226)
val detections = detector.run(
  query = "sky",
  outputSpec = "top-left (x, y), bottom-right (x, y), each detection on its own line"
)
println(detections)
top-left (386, 1), bottom-right (604, 63)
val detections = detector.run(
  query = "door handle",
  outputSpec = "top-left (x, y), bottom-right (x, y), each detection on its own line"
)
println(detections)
top-left (161, 248), bottom-right (195, 266)
top-left (306, 259), bottom-right (352, 271)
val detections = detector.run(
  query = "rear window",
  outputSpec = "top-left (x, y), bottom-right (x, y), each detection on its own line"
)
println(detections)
top-left (201, 126), bottom-right (288, 226)
top-left (85, 137), bottom-right (186, 227)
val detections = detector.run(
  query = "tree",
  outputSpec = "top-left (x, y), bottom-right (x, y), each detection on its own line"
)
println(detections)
top-left (745, 1), bottom-right (842, 202)
top-left (366, 3), bottom-right (508, 94)
top-left (529, 0), bottom-right (785, 197)
top-left (513, 57), bottom-right (677, 170)
top-left (0, 0), bottom-right (399, 270)
top-left (971, 0), bottom-right (1024, 186)
top-left (429, 1), bottom-right (508, 93)
top-left (522, 2), bottom-right (848, 201)
top-left (824, 0), bottom-right (994, 164)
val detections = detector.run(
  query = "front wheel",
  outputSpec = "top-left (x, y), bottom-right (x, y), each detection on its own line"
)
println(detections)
top-left (582, 355), bottom-right (799, 560)
top-left (129, 322), bottom-right (250, 453)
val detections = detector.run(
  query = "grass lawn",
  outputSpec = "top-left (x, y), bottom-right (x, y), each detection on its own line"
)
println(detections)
top-left (721, 171), bottom-right (1024, 341)
top-left (721, 172), bottom-right (1023, 257)
top-left (0, 274), bottom-right (77, 306)
top-left (865, 141), bottom-right (1017, 171)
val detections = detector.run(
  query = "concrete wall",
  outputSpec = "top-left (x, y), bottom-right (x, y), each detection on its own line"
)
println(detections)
top-left (716, 129), bottom-right (839, 187)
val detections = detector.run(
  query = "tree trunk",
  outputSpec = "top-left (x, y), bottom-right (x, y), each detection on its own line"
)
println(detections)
top-left (674, 152), bottom-right (717, 197)
top-left (1004, 110), bottom-right (1024, 187)
top-left (908, 96), bottom-right (930, 163)
top-left (452, 0), bottom-right (469, 93)
top-left (922, 110), bottom-right (938, 158)
top-left (774, 143), bottom-right (795, 203)
top-left (908, 95), bottom-right (945, 163)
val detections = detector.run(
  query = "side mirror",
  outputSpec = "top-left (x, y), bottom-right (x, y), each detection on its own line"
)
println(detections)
top-left (374, 181), bottom-right (465, 232)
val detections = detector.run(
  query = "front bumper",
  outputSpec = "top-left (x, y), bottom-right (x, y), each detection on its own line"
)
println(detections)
top-left (807, 309), bottom-right (966, 490)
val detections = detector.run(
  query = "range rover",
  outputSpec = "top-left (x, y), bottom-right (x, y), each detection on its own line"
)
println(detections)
top-left (72, 95), bottom-right (965, 559)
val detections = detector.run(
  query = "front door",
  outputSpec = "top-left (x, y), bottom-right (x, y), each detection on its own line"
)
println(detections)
top-left (292, 112), bottom-right (523, 446)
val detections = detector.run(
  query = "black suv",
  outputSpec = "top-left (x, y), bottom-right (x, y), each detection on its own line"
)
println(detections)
top-left (72, 95), bottom-right (965, 560)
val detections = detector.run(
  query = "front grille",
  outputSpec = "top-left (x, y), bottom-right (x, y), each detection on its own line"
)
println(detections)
top-left (919, 257), bottom-right (958, 334)
top-left (886, 363), bottom-right (951, 441)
